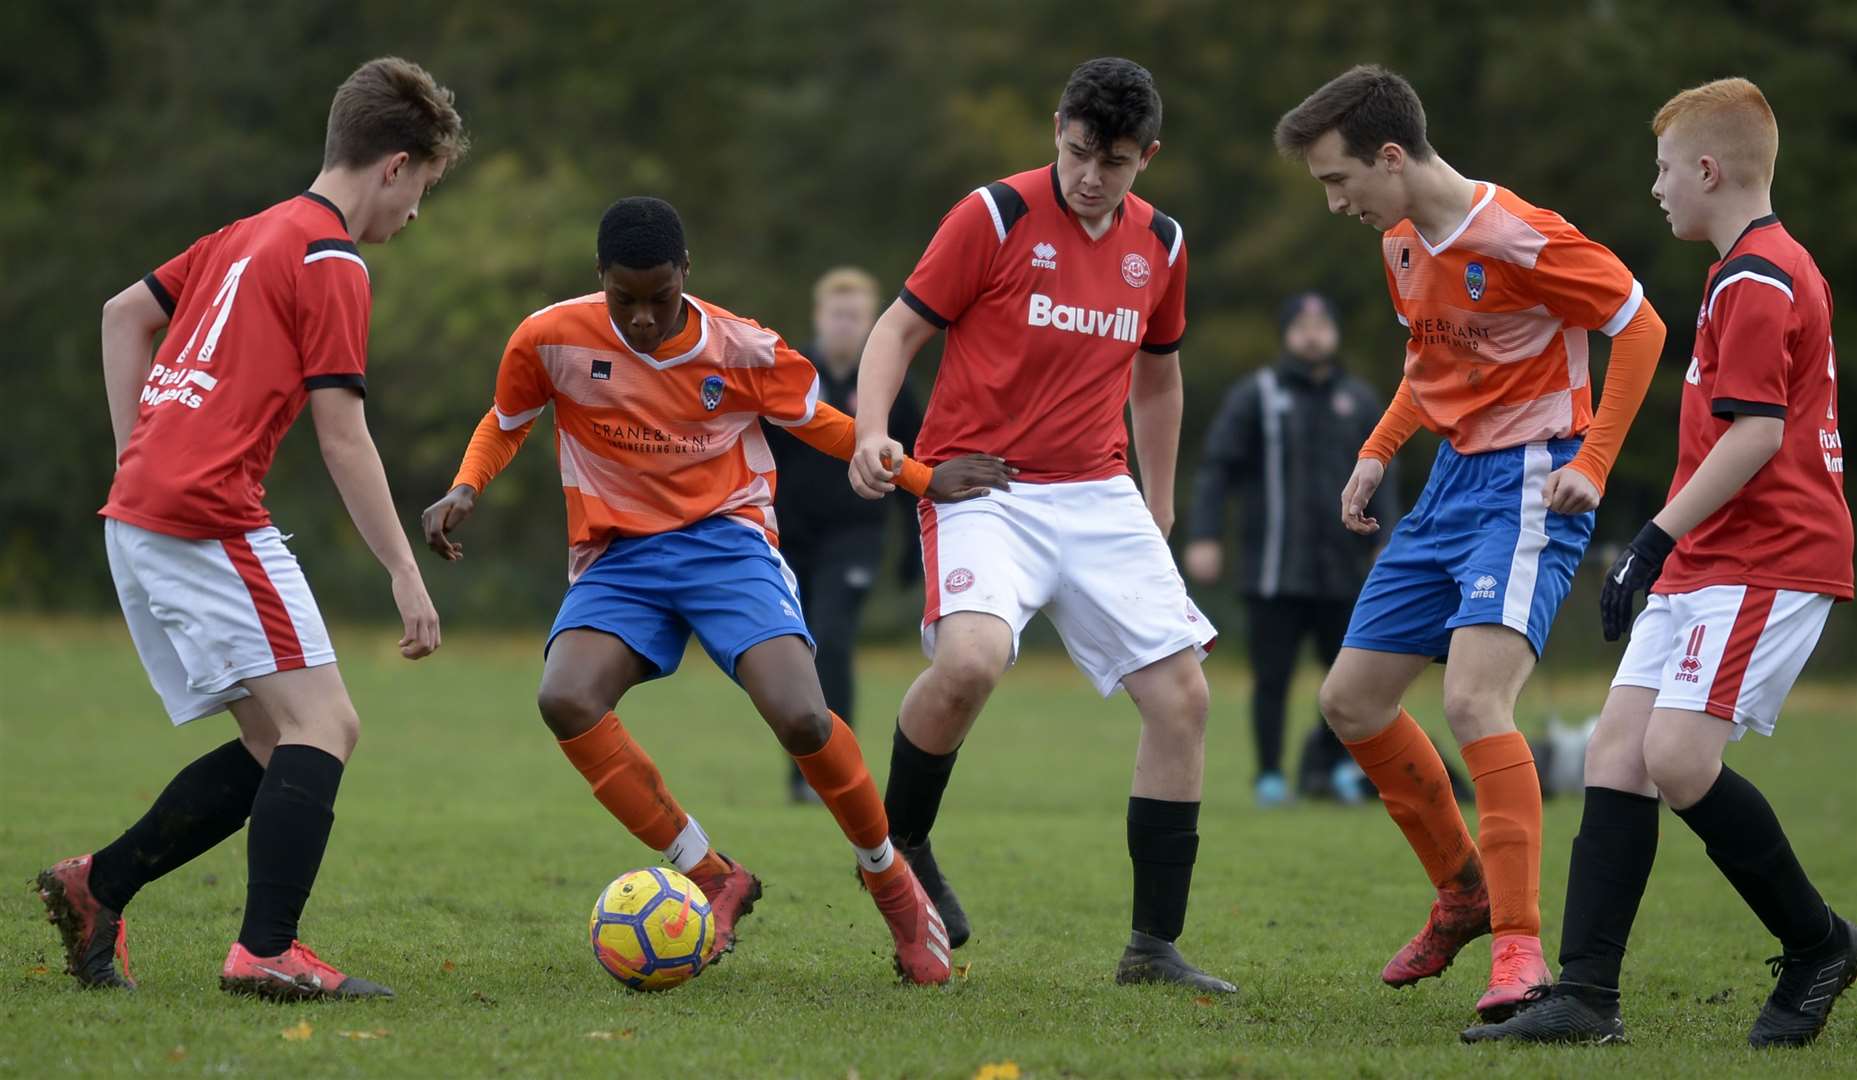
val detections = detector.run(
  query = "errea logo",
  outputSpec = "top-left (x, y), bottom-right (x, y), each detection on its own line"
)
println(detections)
top-left (1470, 574), bottom-right (1498, 600)
top-left (1027, 293), bottom-right (1140, 343)
top-left (1031, 242), bottom-right (1058, 271)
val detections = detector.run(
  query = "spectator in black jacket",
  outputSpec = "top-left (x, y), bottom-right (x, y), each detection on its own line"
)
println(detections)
top-left (1186, 292), bottom-right (1399, 806)
top-left (767, 267), bottom-right (923, 803)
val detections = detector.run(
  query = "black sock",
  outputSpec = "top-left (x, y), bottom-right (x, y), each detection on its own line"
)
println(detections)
top-left (237, 745), bottom-right (344, 957)
top-left (88, 739), bottom-right (265, 912)
top-left (1557, 787), bottom-right (1660, 990)
top-left (1128, 797), bottom-right (1199, 943)
top-left (884, 723), bottom-right (958, 848)
top-left (1673, 765), bottom-right (1832, 953)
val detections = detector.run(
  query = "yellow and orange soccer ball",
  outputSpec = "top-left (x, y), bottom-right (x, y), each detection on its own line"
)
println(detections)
top-left (588, 868), bottom-right (715, 991)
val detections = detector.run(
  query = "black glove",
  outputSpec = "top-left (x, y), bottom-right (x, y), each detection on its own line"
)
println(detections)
top-left (1599, 521), bottom-right (1676, 642)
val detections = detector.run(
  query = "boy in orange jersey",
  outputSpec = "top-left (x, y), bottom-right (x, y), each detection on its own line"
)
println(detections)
top-left (421, 197), bottom-right (1011, 985)
top-left (1275, 66), bottom-right (1667, 1023)
top-left (1469, 77), bottom-right (1851, 1049)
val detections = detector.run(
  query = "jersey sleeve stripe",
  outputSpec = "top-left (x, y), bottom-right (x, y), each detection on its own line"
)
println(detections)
top-left (495, 404), bottom-right (545, 430)
top-left (974, 186), bottom-right (1008, 244)
top-left (766, 373), bottom-right (822, 428)
top-left (142, 272), bottom-right (177, 317)
top-left (898, 286), bottom-right (951, 329)
top-left (1710, 397), bottom-right (1787, 420)
top-left (304, 248), bottom-right (370, 277)
top-left (1140, 336), bottom-right (1183, 355)
top-left (1599, 279), bottom-right (1645, 337)
top-left (305, 373), bottom-right (367, 396)
top-left (1395, 313), bottom-right (1410, 327)
top-left (1706, 267), bottom-right (1793, 321)
top-left (1148, 210), bottom-right (1183, 266)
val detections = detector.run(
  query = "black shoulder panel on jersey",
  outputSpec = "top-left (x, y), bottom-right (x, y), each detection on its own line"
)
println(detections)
top-left (1710, 397), bottom-right (1786, 421)
top-left (305, 237), bottom-right (362, 258)
top-left (1707, 253), bottom-right (1793, 303)
top-left (983, 181), bottom-right (1030, 237)
top-left (142, 272), bottom-right (176, 317)
top-left (1148, 210), bottom-right (1179, 255)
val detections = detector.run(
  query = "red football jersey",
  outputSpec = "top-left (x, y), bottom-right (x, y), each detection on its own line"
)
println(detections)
top-left (102, 193), bottom-right (370, 539)
top-left (1656, 216), bottom-right (1852, 599)
top-left (902, 165), bottom-right (1187, 483)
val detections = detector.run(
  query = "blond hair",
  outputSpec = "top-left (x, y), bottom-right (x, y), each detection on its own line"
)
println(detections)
top-left (1652, 77), bottom-right (1777, 187)
top-left (812, 266), bottom-right (881, 306)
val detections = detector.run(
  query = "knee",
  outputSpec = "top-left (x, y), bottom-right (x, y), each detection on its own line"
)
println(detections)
top-left (1137, 666), bottom-right (1209, 740)
top-left (1440, 686), bottom-right (1507, 743)
top-left (536, 680), bottom-right (611, 741)
top-left (1318, 672), bottom-right (1381, 741)
top-left (1582, 721), bottom-right (1651, 795)
top-left (766, 704), bottom-right (833, 756)
top-left (929, 646), bottom-right (1006, 713)
top-left (311, 700), bottom-right (360, 762)
top-left (1641, 724), bottom-right (1716, 807)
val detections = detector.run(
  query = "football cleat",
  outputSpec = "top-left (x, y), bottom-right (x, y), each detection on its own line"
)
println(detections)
top-left (1382, 881), bottom-right (1491, 987)
top-left (898, 839), bottom-right (970, 949)
top-left (1748, 913), bottom-right (1857, 1049)
top-left (861, 862), bottom-right (951, 985)
top-left (1460, 982), bottom-right (1625, 1044)
top-left (1254, 772), bottom-right (1291, 809)
top-left (687, 852), bottom-right (762, 963)
top-left (1476, 933), bottom-right (1553, 1022)
top-left (220, 941), bottom-right (393, 1000)
top-left (35, 855), bottom-right (135, 990)
top-left (1115, 931), bottom-right (1239, 995)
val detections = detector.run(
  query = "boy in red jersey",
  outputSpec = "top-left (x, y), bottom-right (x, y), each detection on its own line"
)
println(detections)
top-left (1469, 77), bottom-right (1852, 1049)
top-left (419, 197), bottom-right (1010, 985)
top-left (849, 58), bottom-right (1232, 993)
top-left (36, 58), bottom-right (466, 999)
top-left (1275, 65), bottom-right (1667, 1022)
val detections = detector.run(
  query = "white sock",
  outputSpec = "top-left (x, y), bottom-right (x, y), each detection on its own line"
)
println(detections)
top-left (663, 816), bottom-right (710, 874)
top-left (855, 837), bottom-right (895, 874)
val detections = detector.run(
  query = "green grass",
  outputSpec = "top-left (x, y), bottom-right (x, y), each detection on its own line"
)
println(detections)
top-left (2, 613), bottom-right (1853, 1078)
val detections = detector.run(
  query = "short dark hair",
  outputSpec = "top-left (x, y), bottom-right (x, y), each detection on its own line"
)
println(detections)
top-left (1274, 65), bottom-right (1433, 164)
top-left (1058, 57), bottom-right (1163, 151)
top-left (323, 57), bottom-right (468, 169)
top-left (597, 197), bottom-right (686, 271)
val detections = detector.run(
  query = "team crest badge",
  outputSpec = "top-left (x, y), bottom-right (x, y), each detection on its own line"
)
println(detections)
top-left (1121, 252), bottom-right (1151, 288)
top-left (1464, 262), bottom-right (1486, 302)
top-left (944, 567), bottom-right (975, 594)
top-left (700, 375), bottom-right (725, 411)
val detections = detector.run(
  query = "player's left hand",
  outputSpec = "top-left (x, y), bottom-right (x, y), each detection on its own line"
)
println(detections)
top-left (1542, 467), bottom-right (1601, 514)
top-left (926, 454), bottom-right (1015, 502)
top-left (1599, 520), bottom-right (1676, 642)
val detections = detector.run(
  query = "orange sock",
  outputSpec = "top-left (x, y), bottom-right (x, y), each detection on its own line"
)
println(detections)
top-left (557, 712), bottom-right (693, 856)
top-left (1461, 731), bottom-right (1542, 938)
top-left (1343, 709), bottom-right (1479, 892)
top-left (793, 713), bottom-right (904, 887)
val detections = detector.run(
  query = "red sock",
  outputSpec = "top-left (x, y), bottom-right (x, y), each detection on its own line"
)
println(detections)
top-left (1344, 710), bottom-right (1480, 891)
top-left (1462, 731), bottom-right (1542, 937)
top-left (793, 713), bottom-right (903, 887)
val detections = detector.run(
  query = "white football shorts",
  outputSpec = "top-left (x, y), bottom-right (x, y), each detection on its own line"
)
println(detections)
top-left (1611, 584), bottom-right (1833, 739)
top-left (917, 474), bottom-right (1216, 696)
top-left (104, 517), bottom-right (336, 724)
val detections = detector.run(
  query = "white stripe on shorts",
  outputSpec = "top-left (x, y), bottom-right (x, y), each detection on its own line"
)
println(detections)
top-left (1501, 442), bottom-right (1553, 633)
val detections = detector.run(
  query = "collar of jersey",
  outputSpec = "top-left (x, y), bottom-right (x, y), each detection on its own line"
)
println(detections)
top-left (1413, 181), bottom-right (1496, 257)
top-left (610, 297), bottom-right (709, 369)
top-left (1727, 212), bottom-right (1782, 255)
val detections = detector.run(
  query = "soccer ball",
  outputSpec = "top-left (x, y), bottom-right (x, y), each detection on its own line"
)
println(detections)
top-left (588, 867), bottom-right (714, 991)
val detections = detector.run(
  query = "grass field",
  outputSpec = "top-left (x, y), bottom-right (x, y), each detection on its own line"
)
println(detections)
top-left (2, 613), bottom-right (1853, 1078)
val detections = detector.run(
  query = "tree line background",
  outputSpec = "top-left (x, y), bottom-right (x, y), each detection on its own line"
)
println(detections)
top-left (4, 0), bottom-right (1853, 665)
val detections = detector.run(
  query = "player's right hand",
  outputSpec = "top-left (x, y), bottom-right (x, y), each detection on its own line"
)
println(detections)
top-left (392, 570), bottom-right (441, 659)
top-left (1340, 458), bottom-right (1386, 535)
top-left (421, 484), bottom-right (478, 560)
top-left (926, 454), bottom-right (1015, 502)
top-left (850, 431), bottom-right (906, 498)
top-left (1183, 539), bottom-right (1222, 583)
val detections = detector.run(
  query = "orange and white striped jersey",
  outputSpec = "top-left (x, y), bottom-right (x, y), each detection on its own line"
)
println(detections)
top-left (453, 292), bottom-right (926, 581)
top-left (1381, 183), bottom-right (1643, 454)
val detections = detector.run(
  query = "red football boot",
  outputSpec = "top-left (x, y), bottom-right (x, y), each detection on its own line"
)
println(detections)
top-left (861, 862), bottom-right (951, 985)
top-left (688, 852), bottom-right (762, 962)
top-left (35, 855), bottom-right (135, 990)
top-left (220, 940), bottom-right (393, 1000)
top-left (1382, 882), bottom-right (1492, 987)
top-left (1476, 934), bottom-right (1553, 1022)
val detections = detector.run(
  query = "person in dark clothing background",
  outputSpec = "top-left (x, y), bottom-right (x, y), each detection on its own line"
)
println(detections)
top-left (768, 267), bottom-right (923, 803)
top-left (1186, 292), bottom-right (1400, 807)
